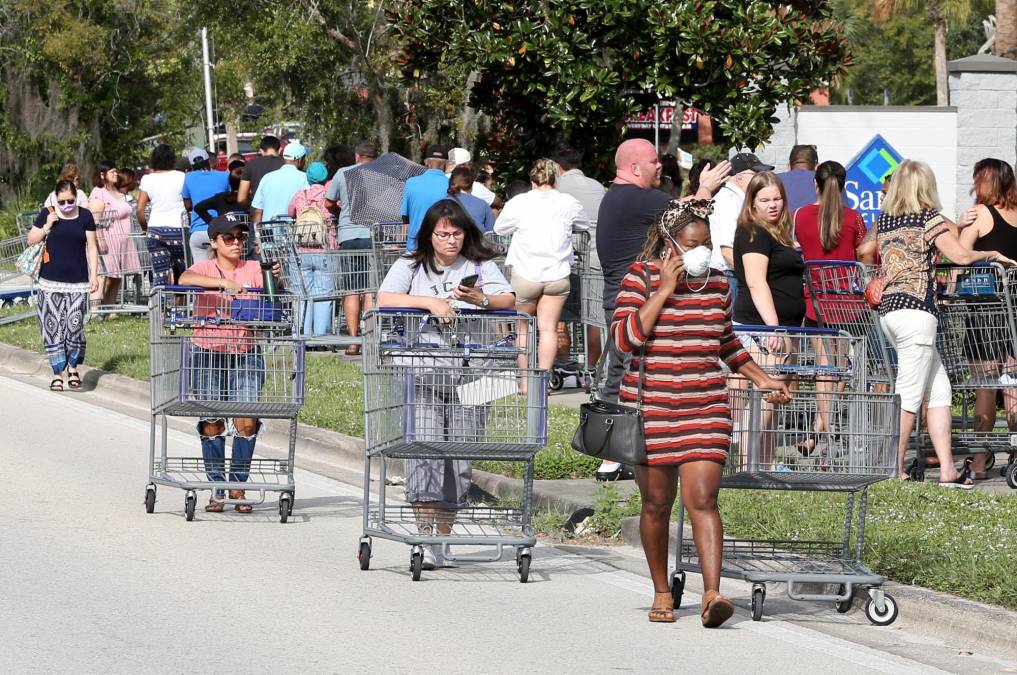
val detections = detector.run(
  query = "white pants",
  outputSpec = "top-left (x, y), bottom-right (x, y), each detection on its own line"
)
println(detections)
top-left (879, 309), bottom-right (951, 413)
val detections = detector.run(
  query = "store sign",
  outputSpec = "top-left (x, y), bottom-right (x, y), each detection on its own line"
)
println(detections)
top-left (626, 103), bottom-right (698, 131)
top-left (845, 134), bottom-right (902, 229)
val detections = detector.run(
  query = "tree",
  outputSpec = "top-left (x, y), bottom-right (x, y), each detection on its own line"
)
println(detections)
top-left (996, 0), bottom-right (1017, 58)
top-left (391, 1), bottom-right (850, 177)
top-left (875, 0), bottom-right (974, 105)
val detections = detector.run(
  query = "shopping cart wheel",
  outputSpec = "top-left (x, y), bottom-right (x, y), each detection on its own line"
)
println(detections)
top-left (549, 370), bottom-right (563, 391)
top-left (670, 571), bottom-right (686, 609)
top-left (358, 540), bottom-right (372, 571)
top-left (144, 486), bottom-right (156, 514)
top-left (1006, 462), bottom-right (1017, 490)
top-left (751, 585), bottom-right (766, 622)
top-left (835, 584), bottom-right (853, 614)
top-left (984, 452), bottom-right (996, 472)
top-left (184, 491), bottom-right (196, 522)
top-left (410, 548), bottom-right (423, 581)
top-left (278, 495), bottom-right (291, 523)
top-left (907, 459), bottom-right (925, 482)
top-left (864, 592), bottom-right (898, 626)
top-left (516, 549), bottom-right (531, 583)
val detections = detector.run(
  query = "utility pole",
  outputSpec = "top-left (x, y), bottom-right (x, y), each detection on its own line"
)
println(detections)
top-left (201, 27), bottom-right (216, 153)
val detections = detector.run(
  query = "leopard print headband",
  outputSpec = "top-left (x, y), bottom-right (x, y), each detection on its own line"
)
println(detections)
top-left (658, 198), bottom-right (714, 238)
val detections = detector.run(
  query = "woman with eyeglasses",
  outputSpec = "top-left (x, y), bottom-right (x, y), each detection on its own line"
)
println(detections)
top-left (28, 179), bottom-right (100, 391)
top-left (178, 214), bottom-right (281, 513)
top-left (377, 199), bottom-right (514, 569)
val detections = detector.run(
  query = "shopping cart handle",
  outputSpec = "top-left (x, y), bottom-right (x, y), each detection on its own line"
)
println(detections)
top-left (935, 262), bottom-right (996, 269)
top-left (734, 324), bottom-right (841, 336)
top-left (161, 285), bottom-right (266, 293)
top-left (375, 307), bottom-right (521, 317)
top-left (804, 260), bottom-right (863, 268)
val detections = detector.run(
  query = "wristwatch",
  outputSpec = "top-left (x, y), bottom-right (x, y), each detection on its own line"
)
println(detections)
top-left (480, 293), bottom-right (490, 308)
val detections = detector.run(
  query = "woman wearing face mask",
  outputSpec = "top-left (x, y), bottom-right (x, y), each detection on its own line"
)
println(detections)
top-left (193, 159), bottom-right (247, 231)
top-left (611, 200), bottom-right (789, 625)
top-left (28, 179), bottom-right (100, 391)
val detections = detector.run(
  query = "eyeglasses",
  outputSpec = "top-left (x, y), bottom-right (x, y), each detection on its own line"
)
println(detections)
top-left (56, 199), bottom-right (75, 206)
top-left (219, 233), bottom-right (248, 244)
top-left (433, 230), bottom-right (465, 241)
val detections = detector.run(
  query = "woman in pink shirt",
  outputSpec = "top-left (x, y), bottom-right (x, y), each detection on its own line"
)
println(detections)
top-left (88, 161), bottom-right (141, 310)
top-left (178, 213), bottom-right (280, 513)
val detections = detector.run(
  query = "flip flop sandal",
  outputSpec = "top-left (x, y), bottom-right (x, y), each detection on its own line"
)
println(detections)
top-left (230, 490), bottom-right (253, 513)
top-left (700, 591), bottom-right (735, 628)
top-left (648, 592), bottom-right (676, 623)
top-left (66, 371), bottom-right (82, 389)
top-left (49, 377), bottom-right (64, 392)
top-left (940, 458), bottom-right (974, 490)
top-left (204, 500), bottom-right (225, 512)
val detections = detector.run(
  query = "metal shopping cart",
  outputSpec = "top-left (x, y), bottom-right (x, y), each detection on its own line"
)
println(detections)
top-left (805, 261), bottom-right (896, 388)
top-left (0, 234), bottom-right (37, 326)
top-left (928, 263), bottom-right (1017, 486)
top-left (145, 286), bottom-right (305, 521)
top-left (92, 210), bottom-right (154, 315)
top-left (16, 210), bottom-right (38, 235)
top-left (358, 308), bottom-right (547, 581)
top-left (256, 218), bottom-right (378, 348)
top-left (371, 220), bottom-right (409, 283)
top-left (672, 326), bottom-right (902, 625)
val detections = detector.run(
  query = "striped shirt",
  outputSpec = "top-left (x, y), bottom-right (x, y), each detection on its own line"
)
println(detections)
top-left (611, 261), bottom-right (751, 465)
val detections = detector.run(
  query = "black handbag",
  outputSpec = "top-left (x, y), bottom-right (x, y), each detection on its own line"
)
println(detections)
top-left (571, 265), bottom-right (649, 465)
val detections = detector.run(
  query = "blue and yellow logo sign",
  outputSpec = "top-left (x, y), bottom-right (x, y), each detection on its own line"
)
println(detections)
top-left (845, 134), bottom-right (903, 229)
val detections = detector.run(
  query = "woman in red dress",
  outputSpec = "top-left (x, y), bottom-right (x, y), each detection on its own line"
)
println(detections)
top-left (612, 200), bottom-right (789, 625)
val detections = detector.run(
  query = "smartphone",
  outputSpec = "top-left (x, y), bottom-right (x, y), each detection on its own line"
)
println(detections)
top-left (459, 274), bottom-right (479, 288)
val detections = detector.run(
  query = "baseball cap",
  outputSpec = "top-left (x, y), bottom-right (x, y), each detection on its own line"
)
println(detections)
top-left (282, 141), bottom-right (307, 160)
top-left (207, 212), bottom-right (250, 240)
top-left (425, 144), bottom-right (448, 160)
top-left (448, 147), bottom-right (472, 166)
top-left (730, 152), bottom-right (774, 174)
top-left (306, 161), bottom-right (328, 185)
top-left (187, 148), bottom-right (210, 166)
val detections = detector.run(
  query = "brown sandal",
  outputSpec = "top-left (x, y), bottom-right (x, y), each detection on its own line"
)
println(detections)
top-left (204, 499), bottom-right (225, 513)
top-left (700, 590), bottom-right (735, 628)
top-left (66, 371), bottom-right (82, 389)
top-left (230, 490), bottom-right (253, 513)
top-left (648, 591), bottom-right (676, 623)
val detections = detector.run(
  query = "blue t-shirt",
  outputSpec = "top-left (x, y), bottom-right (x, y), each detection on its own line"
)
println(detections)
top-left (182, 170), bottom-right (230, 231)
top-left (451, 192), bottom-right (495, 233)
top-left (401, 168), bottom-right (449, 251)
top-left (252, 164), bottom-right (309, 221)
top-left (776, 169), bottom-right (816, 214)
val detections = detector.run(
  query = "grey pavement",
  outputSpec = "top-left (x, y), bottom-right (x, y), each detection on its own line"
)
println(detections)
top-left (2, 372), bottom-right (1016, 673)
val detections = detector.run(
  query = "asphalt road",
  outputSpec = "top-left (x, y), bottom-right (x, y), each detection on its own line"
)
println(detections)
top-left (1, 373), bottom-right (1014, 674)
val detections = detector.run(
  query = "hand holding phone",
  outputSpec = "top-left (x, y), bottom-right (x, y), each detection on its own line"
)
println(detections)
top-left (459, 274), bottom-right (479, 288)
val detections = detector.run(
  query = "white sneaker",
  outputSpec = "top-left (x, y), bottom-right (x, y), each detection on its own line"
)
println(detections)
top-left (421, 546), bottom-right (437, 570)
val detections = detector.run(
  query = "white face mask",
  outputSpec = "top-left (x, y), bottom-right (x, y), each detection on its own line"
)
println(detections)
top-left (679, 244), bottom-right (712, 277)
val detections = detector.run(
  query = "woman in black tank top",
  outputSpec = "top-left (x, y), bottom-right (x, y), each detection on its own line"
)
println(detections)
top-left (957, 158), bottom-right (1017, 479)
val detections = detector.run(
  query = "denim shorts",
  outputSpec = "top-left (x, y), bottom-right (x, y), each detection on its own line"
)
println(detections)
top-left (188, 347), bottom-right (265, 403)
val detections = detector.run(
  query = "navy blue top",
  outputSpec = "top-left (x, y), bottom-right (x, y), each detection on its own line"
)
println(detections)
top-left (34, 209), bottom-right (96, 283)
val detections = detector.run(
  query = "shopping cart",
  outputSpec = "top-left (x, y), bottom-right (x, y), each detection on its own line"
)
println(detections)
top-left (93, 210), bottom-right (154, 315)
top-left (672, 326), bottom-right (902, 625)
top-left (925, 263), bottom-right (1017, 486)
top-left (371, 220), bottom-right (409, 284)
top-left (145, 286), bottom-right (305, 521)
top-left (16, 210), bottom-right (38, 235)
top-left (358, 307), bottom-right (547, 581)
top-left (805, 261), bottom-right (896, 388)
top-left (0, 234), bottom-right (37, 325)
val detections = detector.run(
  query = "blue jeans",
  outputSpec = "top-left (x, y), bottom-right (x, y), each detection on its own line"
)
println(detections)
top-left (298, 252), bottom-right (335, 336)
top-left (725, 270), bottom-right (738, 307)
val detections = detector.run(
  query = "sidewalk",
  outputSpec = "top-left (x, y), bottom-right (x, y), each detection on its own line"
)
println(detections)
top-left (2, 340), bottom-right (1016, 662)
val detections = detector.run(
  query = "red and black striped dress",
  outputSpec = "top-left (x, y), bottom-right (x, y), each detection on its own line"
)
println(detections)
top-left (611, 261), bottom-right (751, 466)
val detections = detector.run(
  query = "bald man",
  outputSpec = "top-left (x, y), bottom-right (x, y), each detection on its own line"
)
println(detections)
top-left (593, 139), bottom-right (730, 481)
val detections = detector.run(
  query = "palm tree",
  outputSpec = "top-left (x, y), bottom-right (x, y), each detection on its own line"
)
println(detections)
top-left (875, 0), bottom-right (973, 105)
top-left (996, 0), bottom-right (1017, 58)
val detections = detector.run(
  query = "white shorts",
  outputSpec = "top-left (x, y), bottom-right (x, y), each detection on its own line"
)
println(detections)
top-left (879, 309), bottom-right (952, 413)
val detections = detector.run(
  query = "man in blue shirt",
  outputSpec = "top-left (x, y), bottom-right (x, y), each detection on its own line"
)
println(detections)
top-left (182, 148), bottom-right (230, 264)
top-left (401, 144), bottom-right (450, 250)
top-left (776, 144), bottom-right (818, 213)
top-left (252, 141), bottom-right (309, 224)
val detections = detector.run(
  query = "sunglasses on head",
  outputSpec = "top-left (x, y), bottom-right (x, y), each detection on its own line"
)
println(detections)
top-left (218, 232), bottom-right (248, 244)
top-left (56, 199), bottom-right (75, 205)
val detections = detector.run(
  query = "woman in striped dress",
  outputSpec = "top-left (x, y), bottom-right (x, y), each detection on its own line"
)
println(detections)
top-left (611, 200), bottom-right (789, 625)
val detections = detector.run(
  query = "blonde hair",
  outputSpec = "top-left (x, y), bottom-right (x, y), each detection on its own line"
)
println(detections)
top-left (529, 158), bottom-right (559, 187)
top-left (737, 171), bottom-right (792, 245)
top-left (882, 160), bottom-right (941, 216)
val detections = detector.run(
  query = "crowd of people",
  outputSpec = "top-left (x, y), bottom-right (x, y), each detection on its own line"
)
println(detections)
top-left (26, 132), bottom-right (1017, 621)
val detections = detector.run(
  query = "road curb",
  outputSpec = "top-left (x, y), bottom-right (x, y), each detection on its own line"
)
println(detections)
top-left (0, 342), bottom-right (596, 516)
top-left (619, 515), bottom-right (1017, 661)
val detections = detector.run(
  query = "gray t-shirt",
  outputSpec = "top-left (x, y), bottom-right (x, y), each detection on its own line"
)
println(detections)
top-left (379, 255), bottom-right (511, 309)
top-left (325, 164), bottom-right (371, 243)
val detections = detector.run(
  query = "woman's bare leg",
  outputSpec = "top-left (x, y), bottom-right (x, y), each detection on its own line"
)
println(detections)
top-left (635, 464), bottom-right (680, 593)
top-left (678, 460), bottom-right (725, 593)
